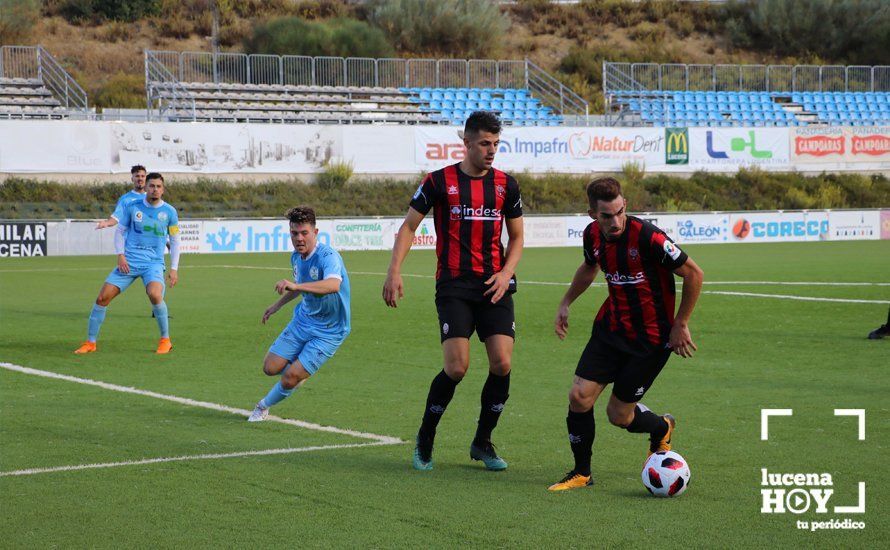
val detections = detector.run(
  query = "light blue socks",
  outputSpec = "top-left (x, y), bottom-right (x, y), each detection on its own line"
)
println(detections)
top-left (152, 302), bottom-right (169, 338)
top-left (87, 304), bottom-right (107, 342)
top-left (259, 381), bottom-right (295, 409)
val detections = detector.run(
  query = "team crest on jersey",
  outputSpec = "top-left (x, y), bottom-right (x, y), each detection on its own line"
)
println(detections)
top-left (447, 185), bottom-right (459, 195)
top-left (134, 211), bottom-right (143, 222)
top-left (629, 247), bottom-right (639, 259)
top-left (496, 185), bottom-right (506, 198)
top-left (309, 266), bottom-right (319, 280)
top-left (158, 212), bottom-right (168, 222)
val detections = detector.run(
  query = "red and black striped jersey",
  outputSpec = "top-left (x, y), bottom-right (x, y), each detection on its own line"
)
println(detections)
top-left (583, 216), bottom-right (688, 352)
top-left (409, 163), bottom-right (522, 293)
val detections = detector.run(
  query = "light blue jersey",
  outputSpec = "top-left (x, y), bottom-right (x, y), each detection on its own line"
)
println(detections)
top-left (116, 199), bottom-right (180, 267)
top-left (111, 190), bottom-right (145, 221)
top-left (289, 242), bottom-right (351, 336)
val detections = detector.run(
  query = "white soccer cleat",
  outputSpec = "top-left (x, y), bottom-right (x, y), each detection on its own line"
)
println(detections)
top-left (247, 403), bottom-right (269, 422)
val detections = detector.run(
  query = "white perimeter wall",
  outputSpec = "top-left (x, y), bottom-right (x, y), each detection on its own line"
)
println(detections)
top-left (1, 121), bottom-right (890, 175)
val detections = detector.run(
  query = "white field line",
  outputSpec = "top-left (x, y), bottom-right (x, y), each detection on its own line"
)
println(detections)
top-left (2, 263), bottom-right (888, 288)
top-left (0, 363), bottom-right (402, 445)
top-left (2, 265), bottom-right (886, 302)
top-left (702, 291), bottom-right (890, 305)
top-left (0, 442), bottom-right (393, 477)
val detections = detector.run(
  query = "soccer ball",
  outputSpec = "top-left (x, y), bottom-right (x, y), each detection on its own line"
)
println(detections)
top-left (642, 450), bottom-right (690, 497)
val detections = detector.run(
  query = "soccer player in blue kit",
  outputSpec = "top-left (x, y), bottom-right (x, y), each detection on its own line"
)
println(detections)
top-left (95, 165), bottom-right (148, 230)
top-left (248, 207), bottom-right (351, 422)
top-left (74, 173), bottom-right (181, 355)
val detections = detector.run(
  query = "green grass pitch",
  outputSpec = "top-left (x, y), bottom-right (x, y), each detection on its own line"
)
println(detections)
top-left (1, 241), bottom-right (888, 547)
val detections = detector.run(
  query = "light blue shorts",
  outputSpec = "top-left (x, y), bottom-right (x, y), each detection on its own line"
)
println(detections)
top-left (105, 264), bottom-right (165, 292)
top-left (268, 323), bottom-right (345, 375)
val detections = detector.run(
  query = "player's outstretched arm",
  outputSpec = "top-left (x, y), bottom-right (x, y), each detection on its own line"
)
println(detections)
top-left (484, 216), bottom-right (524, 304)
top-left (670, 257), bottom-right (704, 358)
top-left (555, 262), bottom-right (600, 340)
top-left (263, 287), bottom-right (301, 324)
top-left (95, 217), bottom-right (119, 229)
top-left (282, 277), bottom-right (341, 296)
top-left (383, 207), bottom-right (424, 308)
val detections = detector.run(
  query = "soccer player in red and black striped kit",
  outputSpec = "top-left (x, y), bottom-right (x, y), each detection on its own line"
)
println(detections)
top-left (548, 177), bottom-right (704, 491)
top-left (383, 112), bottom-right (524, 471)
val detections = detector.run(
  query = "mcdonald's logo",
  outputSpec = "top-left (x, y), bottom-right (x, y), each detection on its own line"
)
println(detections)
top-left (665, 128), bottom-right (689, 165)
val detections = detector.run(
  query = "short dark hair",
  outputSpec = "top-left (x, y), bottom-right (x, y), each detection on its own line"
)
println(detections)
top-left (286, 206), bottom-right (316, 226)
top-left (146, 172), bottom-right (164, 183)
top-left (464, 111), bottom-right (502, 136)
top-left (586, 177), bottom-right (622, 208)
top-left (131, 165), bottom-right (146, 174)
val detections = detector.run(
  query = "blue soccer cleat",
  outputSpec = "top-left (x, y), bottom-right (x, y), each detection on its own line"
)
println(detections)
top-left (413, 434), bottom-right (433, 471)
top-left (470, 440), bottom-right (508, 471)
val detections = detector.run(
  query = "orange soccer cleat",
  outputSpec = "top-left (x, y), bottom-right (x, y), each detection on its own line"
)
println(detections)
top-left (648, 414), bottom-right (676, 457)
top-left (74, 341), bottom-right (97, 354)
top-left (156, 337), bottom-right (173, 354)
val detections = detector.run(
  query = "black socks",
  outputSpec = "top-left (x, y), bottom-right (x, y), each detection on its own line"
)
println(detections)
top-left (625, 404), bottom-right (668, 438)
top-left (418, 369), bottom-right (460, 441)
top-left (566, 408), bottom-right (595, 476)
top-left (474, 371), bottom-right (511, 445)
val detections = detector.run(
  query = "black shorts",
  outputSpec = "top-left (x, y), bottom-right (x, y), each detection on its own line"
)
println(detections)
top-left (575, 332), bottom-right (671, 403)
top-left (435, 294), bottom-right (515, 343)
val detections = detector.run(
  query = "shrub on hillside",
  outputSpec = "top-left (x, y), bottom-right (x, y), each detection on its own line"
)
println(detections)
top-left (368, 0), bottom-right (507, 58)
top-left (316, 160), bottom-right (353, 190)
top-left (725, 0), bottom-right (890, 65)
top-left (94, 73), bottom-right (145, 109)
top-left (47, 0), bottom-right (160, 23)
top-left (244, 16), bottom-right (394, 58)
top-left (0, 0), bottom-right (41, 45)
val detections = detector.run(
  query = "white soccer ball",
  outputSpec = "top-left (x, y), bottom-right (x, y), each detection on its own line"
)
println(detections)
top-left (642, 450), bottom-right (691, 497)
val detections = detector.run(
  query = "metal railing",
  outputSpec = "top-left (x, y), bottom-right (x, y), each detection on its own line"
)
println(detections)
top-left (604, 61), bottom-right (890, 93)
top-left (0, 45), bottom-right (88, 112)
top-left (145, 50), bottom-right (589, 118)
top-left (526, 60), bottom-right (588, 118)
top-left (144, 50), bottom-right (196, 121)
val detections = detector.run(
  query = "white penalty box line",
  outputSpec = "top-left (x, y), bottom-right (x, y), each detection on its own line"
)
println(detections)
top-left (0, 363), bottom-right (403, 477)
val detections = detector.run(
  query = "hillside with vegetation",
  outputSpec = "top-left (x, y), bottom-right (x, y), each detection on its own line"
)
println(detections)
top-left (2, 0), bottom-right (888, 113)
